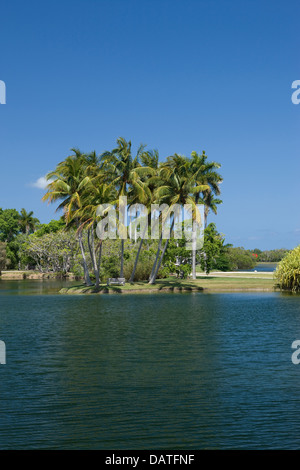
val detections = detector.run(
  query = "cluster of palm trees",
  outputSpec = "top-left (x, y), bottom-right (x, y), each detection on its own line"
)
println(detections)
top-left (42, 137), bottom-right (222, 287)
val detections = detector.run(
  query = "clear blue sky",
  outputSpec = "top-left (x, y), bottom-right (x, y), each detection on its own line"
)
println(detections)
top-left (0, 0), bottom-right (299, 250)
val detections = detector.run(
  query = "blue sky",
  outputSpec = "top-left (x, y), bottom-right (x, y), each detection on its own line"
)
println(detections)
top-left (0, 0), bottom-right (299, 250)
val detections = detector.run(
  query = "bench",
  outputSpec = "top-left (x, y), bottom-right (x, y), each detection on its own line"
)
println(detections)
top-left (107, 277), bottom-right (126, 286)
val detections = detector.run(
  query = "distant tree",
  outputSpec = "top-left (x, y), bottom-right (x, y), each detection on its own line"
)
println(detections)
top-left (225, 247), bottom-right (257, 271)
top-left (19, 208), bottom-right (40, 235)
top-left (258, 249), bottom-right (289, 262)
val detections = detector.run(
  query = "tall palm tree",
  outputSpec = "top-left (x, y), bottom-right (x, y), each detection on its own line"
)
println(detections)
top-left (202, 190), bottom-right (223, 228)
top-left (19, 209), bottom-right (40, 235)
top-left (189, 151), bottom-right (223, 278)
top-left (128, 150), bottom-right (159, 282)
top-left (42, 149), bottom-right (93, 286)
top-left (101, 137), bottom-right (152, 279)
top-left (75, 175), bottom-right (116, 289)
top-left (148, 154), bottom-right (209, 284)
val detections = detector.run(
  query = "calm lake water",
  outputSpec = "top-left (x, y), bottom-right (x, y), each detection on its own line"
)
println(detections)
top-left (249, 263), bottom-right (277, 272)
top-left (1, 280), bottom-right (300, 450)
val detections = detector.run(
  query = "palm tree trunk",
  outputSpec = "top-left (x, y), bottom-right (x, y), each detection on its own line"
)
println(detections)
top-left (148, 232), bottom-right (163, 283)
top-left (95, 241), bottom-right (103, 289)
top-left (90, 225), bottom-right (100, 287)
top-left (204, 207), bottom-right (208, 229)
top-left (129, 238), bottom-right (143, 282)
top-left (149, 218), bottom-right (175, 285)
top-left (120, 239), bottom-right (124, 278)
top-left (129, 221), bottom-right (148, 282)
top-left (192, 219), bottom-right (197, 280)
top-left (78, 231), bottom-right (93, 286)
top-left (87, 227), bottom-right (96, 272)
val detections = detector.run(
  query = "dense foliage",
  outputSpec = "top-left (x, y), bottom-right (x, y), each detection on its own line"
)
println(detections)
top-left (274, 246), bottom-right (300, 292)
top-left (0, 242), bottom-right (8, 270)
top-left (256, 248), bottom-right (290, 262)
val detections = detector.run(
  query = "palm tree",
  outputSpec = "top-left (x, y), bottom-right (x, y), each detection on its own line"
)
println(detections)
top-left (202, 190), bottom-right (223, 228)
top-left (129, 150), bottom-right (160, 282)
top-left (75, 176), bottom-right (116, 289)
top-left (42, 149), bottom-right (94, 286)
top-left (148, 154), bottom-right (209, 284)
top-left (101, 137), bottom-right (152, 279)
top-left (19, 209), bottom-right (40, 235)
top-left (189, 151), bottom-right (223, 278)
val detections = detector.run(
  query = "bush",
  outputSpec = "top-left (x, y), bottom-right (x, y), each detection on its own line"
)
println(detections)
top-left (274, 245), bottom-right (300, 292)
top-left (225, 247), bottom-right (257, 271)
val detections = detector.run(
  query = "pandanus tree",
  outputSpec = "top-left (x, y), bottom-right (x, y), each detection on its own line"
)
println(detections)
top-left (42, 149), bottom-right (94, 286)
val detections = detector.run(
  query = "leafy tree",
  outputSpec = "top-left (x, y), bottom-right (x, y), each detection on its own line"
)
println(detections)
top-left (0, 208), bottom-right (20, 242)
top-left (35, 218), bottom-right (65, 237)
top-left (164, 237), bottom-right (192, 279)
top-left (199, 223), bottom-right (226, 274)
top-left (21, 230), bottom-right (80, 273)
top-left (224, 247), bottom-right (257, 271)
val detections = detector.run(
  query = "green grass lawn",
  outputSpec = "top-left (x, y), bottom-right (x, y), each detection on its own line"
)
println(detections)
top-left (60, 274), bottom-right (277, 294)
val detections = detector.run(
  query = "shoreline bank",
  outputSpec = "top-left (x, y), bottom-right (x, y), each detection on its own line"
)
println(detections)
top-left (59, 275), bottom-right (278, 295)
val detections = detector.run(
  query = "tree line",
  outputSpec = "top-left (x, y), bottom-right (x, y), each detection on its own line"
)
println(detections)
top-left (1, 137), bottom-right (289, 281)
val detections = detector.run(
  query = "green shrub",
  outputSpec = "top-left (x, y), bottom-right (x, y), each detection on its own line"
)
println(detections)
top-left (274, 245), bottom-right (300, 292)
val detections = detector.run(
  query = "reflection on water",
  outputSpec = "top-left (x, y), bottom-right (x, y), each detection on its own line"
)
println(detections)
top-left (0, 281), bottom-right (300, 449)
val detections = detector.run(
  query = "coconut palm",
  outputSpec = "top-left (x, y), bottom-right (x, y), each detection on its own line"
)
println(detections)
top-left (42, 149), bottom-right (94, 285)
top-left (189, 151), bottom-right (223, 278)
top-left (19, 209), bottom-right (40, 235)
top-left (75, 179), bottom-right (115, 288)
top-left (201, 190), bottom-right (223, 228)
top-left (148, 154), bottom-right (209, 284)
top-left (101, 137), bottom-right (153, 279)
top-left (128, 150), bottom-right (160, 282)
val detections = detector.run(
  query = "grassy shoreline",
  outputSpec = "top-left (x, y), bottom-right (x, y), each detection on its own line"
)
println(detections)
top-left (0, 270), bottom-right (279, 294)
top-left (59, 274), bottom-right (277, 295)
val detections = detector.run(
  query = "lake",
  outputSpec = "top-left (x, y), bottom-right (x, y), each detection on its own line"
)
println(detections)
top-left (249, 262), bottom-right (277, 272)
top-left (1, 280), bottom-right (300, 449)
